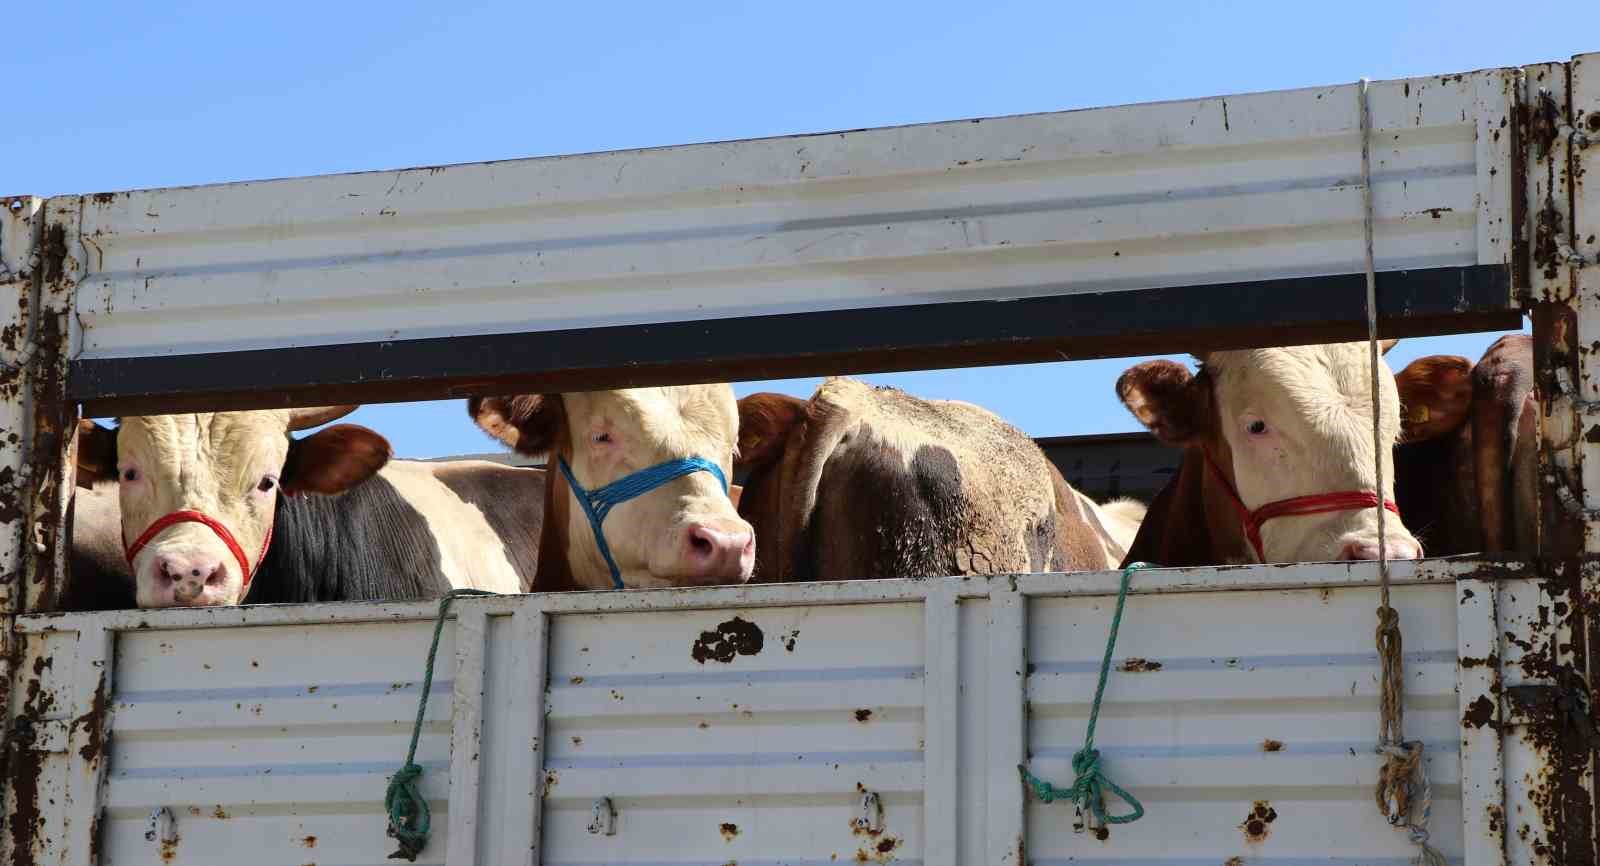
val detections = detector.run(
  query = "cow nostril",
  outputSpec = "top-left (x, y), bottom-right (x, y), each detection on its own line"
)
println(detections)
top-left (689, 531), bottom-right (714, 557)
top-left (190, 568), bottom-right (202, 577)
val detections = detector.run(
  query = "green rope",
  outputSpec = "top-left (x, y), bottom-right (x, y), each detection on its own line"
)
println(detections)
top-left (1019, 562), bottom-right (1150, 829)
top-left (385, 588), bottom-right (499, 861)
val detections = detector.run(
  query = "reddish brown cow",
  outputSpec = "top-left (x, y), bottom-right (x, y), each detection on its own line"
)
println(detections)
top-left (1392, 334), bottom-right (1537, 555)
top-left (735, 378), bottom-right (1142, 583)
top-left (1117, 342), bottom-right (1425, 567)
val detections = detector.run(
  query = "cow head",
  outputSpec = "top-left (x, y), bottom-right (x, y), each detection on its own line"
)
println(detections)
top-left (1118, 342), bottom-right (1424, 563)
top-left (75, 408), bottom-right (390, 607)
top-left (470, 386), bottom-right (754, 589)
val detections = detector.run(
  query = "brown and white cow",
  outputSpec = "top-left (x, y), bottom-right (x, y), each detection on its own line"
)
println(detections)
top-left (1392, 335), bottom-right (1537, 556)
top-left (469, 385), bottom-right (754, 591)
top-left (74, 407), bottom-right (548, 607)
top-left (734, 377), bottom-right (1143, 583)
top-left (1117, 342), bottom-right (1424, 566)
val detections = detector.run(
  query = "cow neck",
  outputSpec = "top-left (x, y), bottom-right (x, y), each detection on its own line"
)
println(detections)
top-left (1123, 436), bottom-right (1246, 567)
top-left (532, 440), bottom-right (582, 593)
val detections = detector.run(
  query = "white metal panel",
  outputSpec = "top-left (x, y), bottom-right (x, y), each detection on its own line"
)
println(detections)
top-left (542, 602), bottom-right (928, 866)
top-left (1025, 581), bottom-right (1465, 864)
top-left (66, 70), bottom-right (1514, 361)
top-left (9, 560), bottom-right (1522, 865)
top-left (102, 617), bottom-right (461, 866)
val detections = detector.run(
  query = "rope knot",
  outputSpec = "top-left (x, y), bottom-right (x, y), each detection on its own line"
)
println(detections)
top-left (384, 762), bottom-right (430, 861)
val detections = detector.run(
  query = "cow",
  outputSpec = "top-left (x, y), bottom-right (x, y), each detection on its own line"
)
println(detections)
top-left (59, 484), bottom-right (137, 611)
top-left (468, 384), bottom-right (755, 592)
top-left (1116, 342), bottom-right (1425, 566)
top-left (1392, 334), bottom-right (1537, 556)
top-left (73, 407), bottom-right (548, 608)
top-left (732, 377), bottom-right (1144, 583)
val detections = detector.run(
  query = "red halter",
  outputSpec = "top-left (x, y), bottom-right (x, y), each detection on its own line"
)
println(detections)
top-left (1200, 448), bottom-right (1400, 563)
top-left (124, 510), bottom-right (272, 591)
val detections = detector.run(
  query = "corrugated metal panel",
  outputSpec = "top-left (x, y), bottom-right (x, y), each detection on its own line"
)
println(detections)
top-left (7, 560), bottom-right (1532, 865)
top-left (1026, 582), bottom-right (1462, 864)
top-left (103, 616), bottom-right (460, 865)
top-left (64, 71), bottom-right (1514, 362)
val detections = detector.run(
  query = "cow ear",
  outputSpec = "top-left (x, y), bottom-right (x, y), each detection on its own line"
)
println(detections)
top-left (1117, 360), bottom-right (1211, 445)
top-left (282, 424), bottom-right (391, 496)
top-left (76, 420), bottom-right (118, 488)
top-left (736, 393), bottom-right (807, 472)
top-left (469, 395), bottom-right (561, 456)
top-left (1395, 354), bottom-right (1473, 442)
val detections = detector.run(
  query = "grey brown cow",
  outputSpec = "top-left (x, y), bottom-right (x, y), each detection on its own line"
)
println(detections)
top-left (734, 377), bottom-right (1142, 583)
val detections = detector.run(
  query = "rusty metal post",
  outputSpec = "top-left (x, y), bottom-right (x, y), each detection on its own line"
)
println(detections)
top-left (20, 197), bottom-right (78, 616)
top-left (0, 194), bottom-right (77, 866)
top-left (0, 195), bottom-right (42, 783)
top-left (1526, 53), bottom-right (1600, 866)
top-left (1571, 51), bottom-right (1600, 866)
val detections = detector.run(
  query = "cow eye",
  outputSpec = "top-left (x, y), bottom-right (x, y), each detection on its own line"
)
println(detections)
top-left (1246, 420), bottom-right (1268, 436)
top-left (257, 476), bottom-right (277, 493)
top-left (121, 467), bottom-right (139, 483)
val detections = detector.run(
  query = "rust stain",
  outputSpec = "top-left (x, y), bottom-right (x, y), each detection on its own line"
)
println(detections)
top-left (302, 835), bottom-right (318, 848)
top-left (1462, 694), bottom-right (1498, 730)
top-left (1240, 800), bottom-right (1277, 843)
top-left (782, 629), bottom-right (800, 652)
top-left (571, 736), bottom-right (583, 747)
top-left (160, 834), bottom-right (181, 863)
top-left (543, 769), bottom-right (560, 796)
top-left (1119, 657), bottom-right (1163, 673)
top-left (1261, 739), bottom-right (1284, 752)
top-left (1224, 859), bottom-right (1245, 866)
top-left (71, 670), bottom-right (110, 763)
top-left (720, 822), bottom-right (739, 841)
top-left (570, 675), bottom-right (584, 685)
top-left (854, 709), bottom-right (874, 723)
top-left (212, 806), bottom-right (230, 820)
top-left (692, 617), bottom-right (765, 664)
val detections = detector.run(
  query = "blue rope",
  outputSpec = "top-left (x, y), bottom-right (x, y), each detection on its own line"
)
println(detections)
top-left (1019, 562), bottom-right (1151, 829)
top-left (557, 455), bottom-right (729, 589)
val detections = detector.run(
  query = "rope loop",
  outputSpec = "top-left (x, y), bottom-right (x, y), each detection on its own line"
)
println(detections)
top-left (384, 588), bottom-right (500, 861)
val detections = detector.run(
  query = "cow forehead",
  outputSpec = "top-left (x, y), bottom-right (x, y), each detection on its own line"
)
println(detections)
top-left (119, 412), bottom-right (293, 476)
top-left (568, 386), bottom-right (737, 438)
top-left (1209, 344), bottom-right (1396, 414)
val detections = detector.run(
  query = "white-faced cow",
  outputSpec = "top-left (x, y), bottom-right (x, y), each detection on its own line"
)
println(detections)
top-left (74, 407), bottom-right (547, 608)
top-left (1392, 335), bottom-right (1537, 556)
top-left (734, 377), bottom-right (1144, 583)
top-left (469, 385), bottom-right (754, 591)
top-left (1117, 342), bottom-right (1424, 566)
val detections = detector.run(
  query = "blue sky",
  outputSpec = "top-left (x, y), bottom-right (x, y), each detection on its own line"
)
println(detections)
top-left (10, 2), bottom-right (1591, 457)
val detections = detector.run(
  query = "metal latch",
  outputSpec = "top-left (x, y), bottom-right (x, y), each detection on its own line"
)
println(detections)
top-left (851, 790), bottom-right (883, 834)
top-left (146, 807), bottom-right (177, 845)
top-left (587, 797), bottom-right (616, 835)
top-left (10, 718), bottom-right (69, 753)
top-left (1505, 675), bottom-right (1599, 750)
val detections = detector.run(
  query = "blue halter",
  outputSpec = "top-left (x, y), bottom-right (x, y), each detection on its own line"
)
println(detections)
top-left (557, 454), bottom-right (730, 589)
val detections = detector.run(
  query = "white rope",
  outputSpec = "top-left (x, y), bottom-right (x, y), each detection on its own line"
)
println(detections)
top-left (1359, 78), bottom-right (1445, 866)
top-left (1357, 77), bottom-right (1389, 597)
